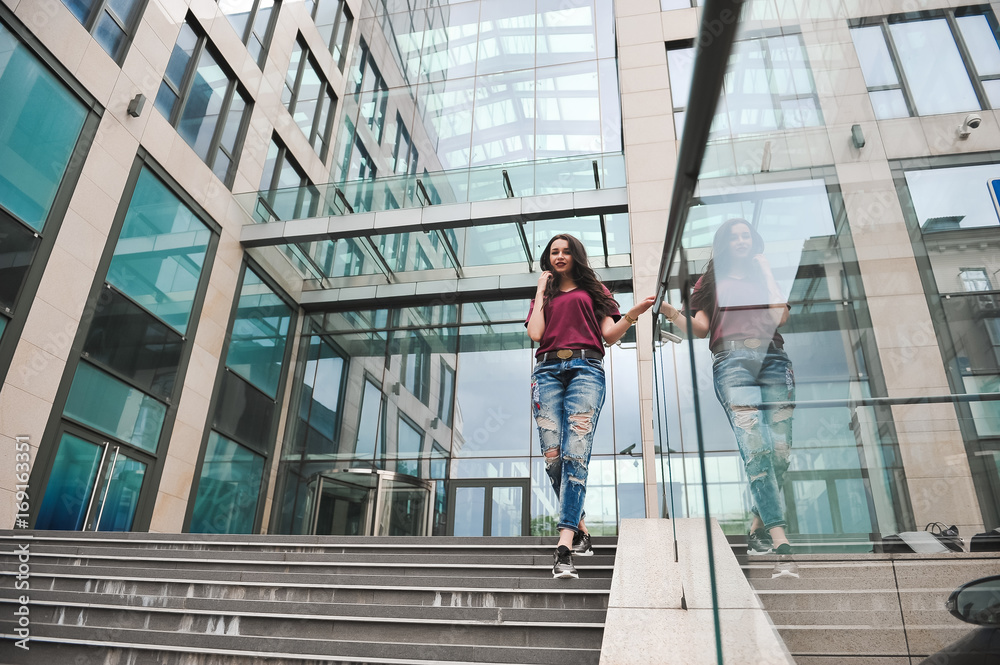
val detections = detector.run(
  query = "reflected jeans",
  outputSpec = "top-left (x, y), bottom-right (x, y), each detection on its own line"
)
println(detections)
top-left (531, 357), bottom-right (606, 532)
top-left (712, 345), bottom-right (795, 531)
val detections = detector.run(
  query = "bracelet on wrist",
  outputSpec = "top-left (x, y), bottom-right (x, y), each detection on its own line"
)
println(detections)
top-left (624, 313), bottom-right (637, 325)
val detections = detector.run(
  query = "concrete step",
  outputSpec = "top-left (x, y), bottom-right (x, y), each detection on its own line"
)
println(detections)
top-left (4, 588), bottom-right (609, 625)
top-left (14, 570), bottom-right (611, 609)
top-left (0, 623), bottom-right (602, 665)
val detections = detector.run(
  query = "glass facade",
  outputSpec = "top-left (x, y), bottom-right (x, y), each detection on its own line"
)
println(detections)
top-left (273, 299), bottom-right (645, 536)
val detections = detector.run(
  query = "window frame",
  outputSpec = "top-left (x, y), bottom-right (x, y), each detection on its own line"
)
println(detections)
top-left (310, 0), bottom-right (353, 70)
top-left (61, 0), bottom-right (146, 62)
top-left (285, 35), bottom-right (339, 162)
top-left (851, 6), bottom-right (1000, 118)
top-left (219, 0), bottom-right (282, 68)
top-left (156, 18), bottom-right (253, 188)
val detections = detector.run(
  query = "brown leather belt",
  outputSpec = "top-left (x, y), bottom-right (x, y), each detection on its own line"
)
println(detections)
top-left (536, 349), bottom-right (603, 363)
top-left (712, 338), bottom-right (783, 354)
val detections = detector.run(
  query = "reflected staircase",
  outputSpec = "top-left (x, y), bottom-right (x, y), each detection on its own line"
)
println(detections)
top-left (0, 531), bottom-right (616, 665)
top-left (730, 537), bottom-right (1000, 664)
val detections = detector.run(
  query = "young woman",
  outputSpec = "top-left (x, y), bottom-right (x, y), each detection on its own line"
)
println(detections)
top-left (660, 218), bottom-right (795, 555)
top-left (526, 234), bottom-right (655, 579)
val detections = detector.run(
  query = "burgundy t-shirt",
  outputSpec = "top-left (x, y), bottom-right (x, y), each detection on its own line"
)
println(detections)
top-left (689, 275), bottom-right (785, 350)
top-left (525, 286), bottom-right (620, 358)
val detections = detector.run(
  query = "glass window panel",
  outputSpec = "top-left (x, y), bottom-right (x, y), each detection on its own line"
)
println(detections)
top-left (455, 327), bottom-right (531, 457)
top-left (438, 360), bottom-right (455, 427)
top-left (835, 477), bottom-right (873, 533)
top-left (580, 456), bottom-right (617, 534)
top-left (889, 19), bottom-right (980, 115)
top-left (453, 486), bottom-right (485, 536)
top-left (161, 23), bottom-right (199, 96)
top-left (420, 1), bottom-right (480, 82)
top-left (94, 451), bottom-right (146, 531)
top-left (212, 150), bottom-right (232, 183)
top-left (957, 15), bottom-right (1000, 77)
top-left (416, 76), bottom-right (476, 169)
top-left (0, 25), bottom-right (88, 231)
top-left (617, 457), bottom-right (645, 520)
top-left (396, 415), bottom-right (424, 459)
top-left (477, 0), bottom-right (535, 75)
top-left (283, 41), bottom-right (302, 107)
top-left (472, 69), bottom-right (535, 166)
top-left (0, 214), bottom-right (40, 311)
top-left (225, 269), bottom-right (292, 397)
top-left (64, 362), bottom-right (166, 453)
top-left (177, 50), bottom-right (229, 160)
top-left (904, 162), bottom-right (1000, 235)
top-left (35, 433), bottom-right (102, 530)
top-left (61, 0), bottom-right (95, 22)
top-left (213, 370), bottom-right (277, 453)
top-left (0, 314), bottom-right (6, 339)
top-left (850, 26), bottom-right (899, 88)
top-left (294, 58), bottom-right (323, 138)
top-left (219, 94), bottom-right (247, 154)
top-left (667, 46), bottom-right (694, 109)
top-left (598, 57), bottom-right (622, 153)
top-left (984, 79), bottom-right (1000, 108)
top-left (106, 0), bottom-right (142, 26)
top-left (190, 432), bottom-right (265, 533)
top-left (537, 0), bottom-right (595, 69)
top-left (154, 82), bottom-right (179, 119)
top-left (491, 485), bottom-right (523, 536)
top-left (356, 378), bottom-right (384, 459)
top-left (220, 0), bottom-right (253, 38)
top-left (300, 337), bottom-right (348, 454)
top-left (94, 12), bottom-right (127, 61)
top-left (458, 224), bottom-right (526, 266)
top-left (83, 286), bottom-right (184, 400)
top-left (535, 61), bottom-right (602, 157)
top-left (869, 89), bottom-right (909, 119)
top-left (106, 168), bottom-right (212, 333)
top-left (610, 344), bottom-right (642, 456)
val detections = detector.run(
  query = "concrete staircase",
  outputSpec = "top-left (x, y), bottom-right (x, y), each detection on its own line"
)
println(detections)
top-left (732, 541), bottom-right (1000, 664)
top-left (0, 531), bottom-right (615, 665)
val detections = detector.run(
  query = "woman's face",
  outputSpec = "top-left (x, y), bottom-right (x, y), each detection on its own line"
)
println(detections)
top-left (727, 223), bottom-right (754, 259)
top-left (549, 239), bottom-right (574, 277)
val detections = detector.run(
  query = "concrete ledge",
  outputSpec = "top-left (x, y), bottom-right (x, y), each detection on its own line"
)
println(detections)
top-left (600, 519), bottom-right (794, 665)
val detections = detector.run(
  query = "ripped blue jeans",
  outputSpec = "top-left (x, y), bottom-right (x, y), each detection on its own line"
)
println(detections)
top-left (531, 357), bottom-right (606, 532)
top-left (712, 346), bottom-right (795, 531)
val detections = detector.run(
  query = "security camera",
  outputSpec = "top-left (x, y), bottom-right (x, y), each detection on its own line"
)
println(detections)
top-left (959, 113), bottom-right (983, 139)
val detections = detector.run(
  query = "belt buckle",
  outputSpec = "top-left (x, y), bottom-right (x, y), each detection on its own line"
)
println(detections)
top-left (743, 338), bottom-right (762, 349)
top-left (556, 349), bottom-right (573, 360)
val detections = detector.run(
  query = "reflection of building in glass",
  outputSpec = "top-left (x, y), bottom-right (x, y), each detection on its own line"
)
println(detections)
top-left (0, 0), bottom-right (997, 552)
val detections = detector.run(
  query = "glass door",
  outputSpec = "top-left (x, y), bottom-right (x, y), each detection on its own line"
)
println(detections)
top-left (34, 429), bottom-right (148, 531)
top-left (447, 479), bottom-right (530, 536)
top-left (373, 471), bottom-right (434, 536)
top-left (309, 469), bottom-right (378, 536)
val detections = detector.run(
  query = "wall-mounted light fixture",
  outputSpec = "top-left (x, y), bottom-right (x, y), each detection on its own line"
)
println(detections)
top-left (851, 124), bottom-right (865, 149)
top-left (127, 93), bottom-right (146, 118)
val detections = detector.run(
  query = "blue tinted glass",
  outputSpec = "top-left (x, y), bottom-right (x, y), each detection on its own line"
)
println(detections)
top-left (94, 11), bottom-right (127, 61)
top-left (0, 314), bottom-right (7, 339)
top-left (64, 362), bottom-right (167, 453)
top-left (0, 25), bottom-right (87, 231)
top-left (35, 433), bottom-right (102, 530)
top-left (94, 452), bottom-right (146, 531)
top-left (957, 15), bottom-right (1000, 77)
top-left (107, 0), bottom-right (142, 25)
top-left (106, 168), bottom-right (212, 333)
top-left (226, 269), bottom-right (292, 397)
top-left (61, 0), bottom-right (96, 22)
top-left (189, 432), bottom-right (265, 533)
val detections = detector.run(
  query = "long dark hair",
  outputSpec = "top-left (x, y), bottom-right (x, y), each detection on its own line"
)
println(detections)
top-left (539, 234), bottom-right (618, 319)
top-left (689, 218), bottom-right (765, 314)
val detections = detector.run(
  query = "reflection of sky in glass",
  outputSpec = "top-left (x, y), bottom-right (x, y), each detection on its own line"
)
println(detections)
top-left (905, 164), bottom-right (1000, 230)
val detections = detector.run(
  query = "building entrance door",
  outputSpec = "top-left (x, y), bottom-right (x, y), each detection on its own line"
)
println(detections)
top-left (34, 428), bottom-right (149, 531)
top-left (446, 479), bottom-right (530, 536)
top-left (308, 469), bottom-right (434, 536)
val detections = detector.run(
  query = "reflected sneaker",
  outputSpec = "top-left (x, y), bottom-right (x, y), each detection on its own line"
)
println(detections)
top-left (552, 545), bottom-right (578, 579)
top-left (774, 543), bottom-right (792, 555)
top-left (747, 528), bottom-right (773, 555)
top-left (572, 531), bottom-right (594, 557)
top-left (771, 555), bottom-right (799, 579)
